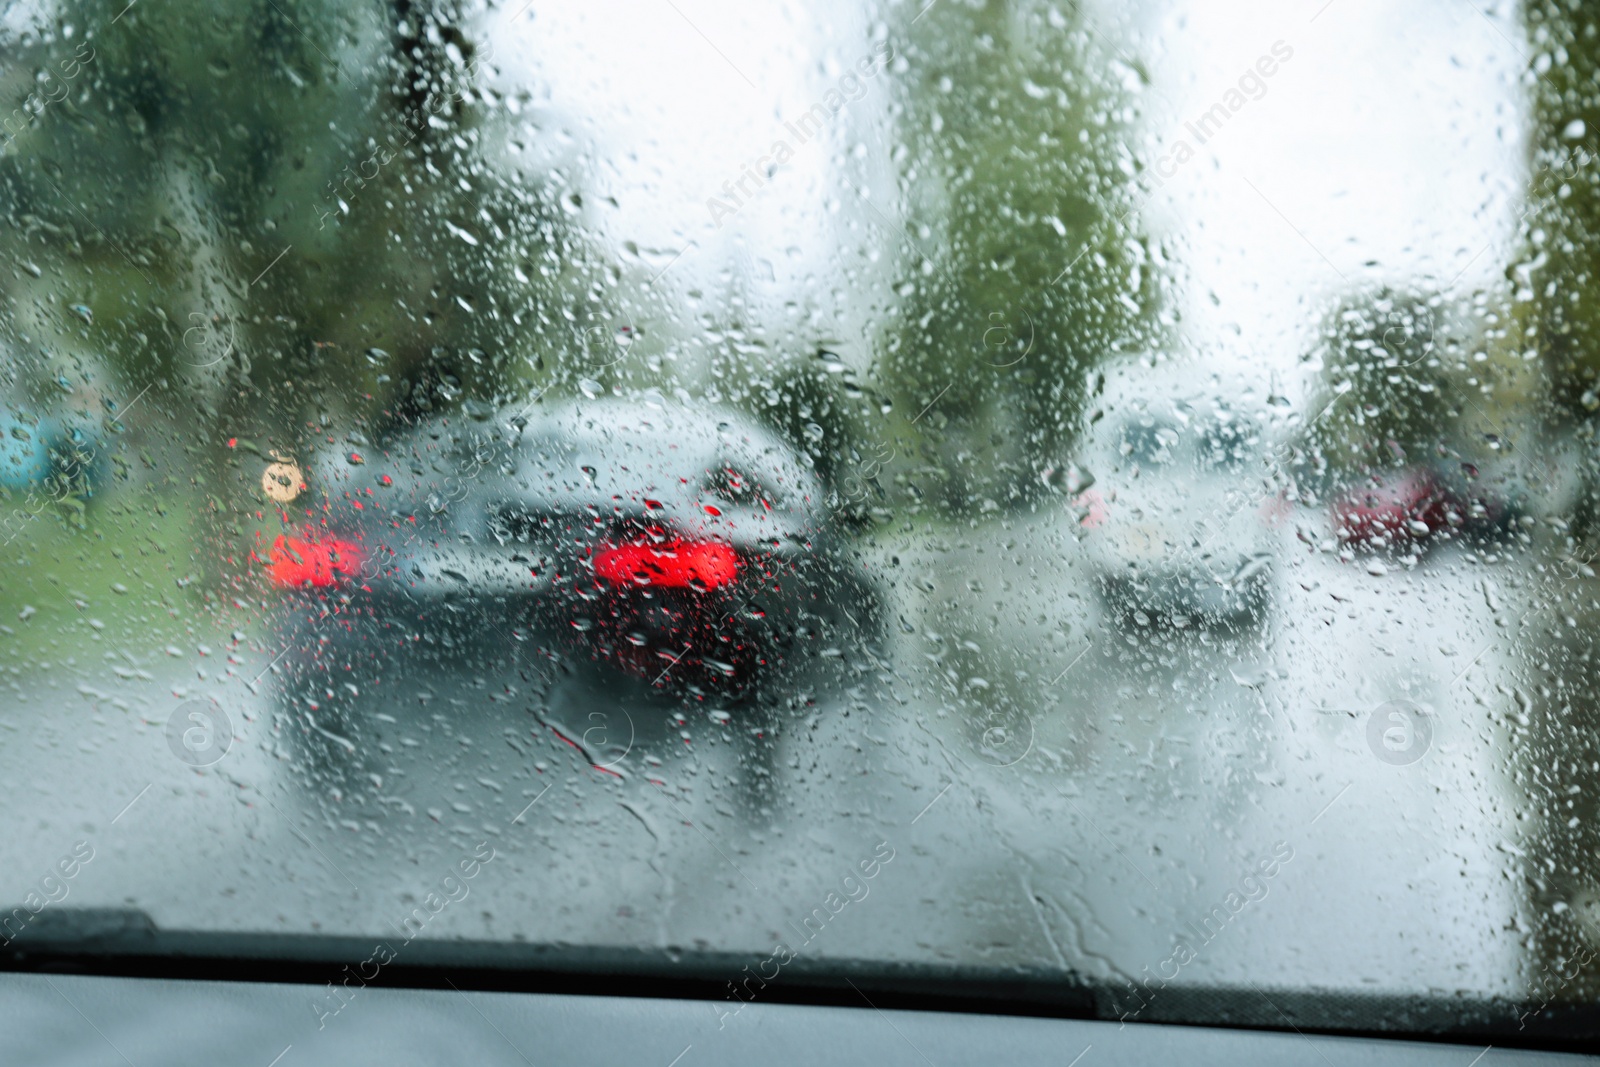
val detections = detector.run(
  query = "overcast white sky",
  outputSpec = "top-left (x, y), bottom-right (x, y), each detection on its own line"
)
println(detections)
top-left (1123, 0), bottom-right (1528, 385)
top-left (489, 0), bottom-right (895, 373)
top-left (493, 0), bottom-right (1528, 396)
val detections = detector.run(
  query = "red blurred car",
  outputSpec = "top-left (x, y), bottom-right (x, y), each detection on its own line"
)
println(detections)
top-left (1331, 461), bottom-right (1515, 551)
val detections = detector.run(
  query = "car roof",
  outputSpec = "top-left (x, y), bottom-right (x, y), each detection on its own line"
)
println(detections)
top-left (309, 398), bottom-right (826, 535)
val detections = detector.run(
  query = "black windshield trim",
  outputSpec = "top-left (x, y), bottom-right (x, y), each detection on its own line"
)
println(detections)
top-left (1, 909), bottom-right (1593, 1054)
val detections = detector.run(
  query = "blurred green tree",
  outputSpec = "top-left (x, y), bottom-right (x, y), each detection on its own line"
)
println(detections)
top-left (877, 0), bottom-right (1164, 518)
top-left (1499, 0), bottom-right (1600, 1021)
top-left (0, 0), bottom-right (589, 453)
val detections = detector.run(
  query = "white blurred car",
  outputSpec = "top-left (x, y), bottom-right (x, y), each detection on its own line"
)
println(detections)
top-left (1071, 359), bottom-right (1282, 630)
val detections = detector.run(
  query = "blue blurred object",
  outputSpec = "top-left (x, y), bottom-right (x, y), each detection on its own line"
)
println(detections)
top-left (0, 413), bottom-right (106, 496)
top-left (0, 414), bottom-right (51, 490)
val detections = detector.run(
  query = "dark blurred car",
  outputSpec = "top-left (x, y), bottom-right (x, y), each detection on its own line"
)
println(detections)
top-left (262, 399), bottom-right (879, 801)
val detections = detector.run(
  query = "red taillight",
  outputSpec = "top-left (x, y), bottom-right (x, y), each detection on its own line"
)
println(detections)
top-left (594, 539), bottom-right (738, 590)
top-left (268, 535), bottom-right (364, 588)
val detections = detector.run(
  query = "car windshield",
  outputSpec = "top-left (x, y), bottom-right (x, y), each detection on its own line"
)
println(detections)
top-left (4, 0), bottom-right (1600, 1044)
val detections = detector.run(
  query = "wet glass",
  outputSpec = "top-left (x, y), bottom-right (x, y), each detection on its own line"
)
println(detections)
top-left (1, 0), bottom-right (1598, 1039)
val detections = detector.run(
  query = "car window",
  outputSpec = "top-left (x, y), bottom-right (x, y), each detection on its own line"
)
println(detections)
top-left (3, 0), bottom-right (1600, 1046)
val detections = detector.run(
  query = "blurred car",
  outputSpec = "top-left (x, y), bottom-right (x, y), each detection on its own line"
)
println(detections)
top-left (261, 398), bottom-right (879, 797)
top-left (1329, 463), bottom-right (1464, 549)
top-left (1071, 360), bottom-right (1279, 629)
top-left (1326, 436), bottom-right (1583, 553)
